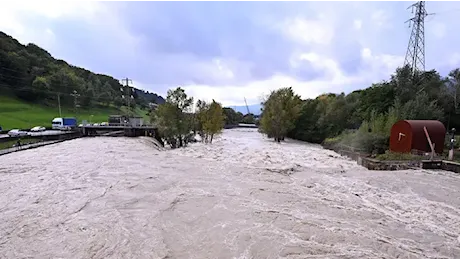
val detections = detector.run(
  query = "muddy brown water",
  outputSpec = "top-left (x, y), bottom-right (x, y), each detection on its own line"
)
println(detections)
top-left (0, 128), bottom-right (460, 258)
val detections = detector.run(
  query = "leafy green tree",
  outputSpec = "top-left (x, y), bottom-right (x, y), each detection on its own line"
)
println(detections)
top-left (400, 91), bottom-right (443, 120)
top-left (288, 99), bottom-right (323, 143)
top-left (31, 76), bottom-right (51, 103)
top-left (195, 100), bottom-right (225, 143)
top-left (202, 100), bottom-right (225, 143)
top-left (259, 87), bottom-right (302, 142)
top-left (154, 87), bottom-right (194, 148)
top-left (356, 83), bottom-right (395, 122)
top-left (195, 99), bottom-right (209, 139)
top-left (241, 113), bottom-right (256, 124)
top-left (444, 69), bottom-right (460, 112)
top-left (223, 107), bottom-right (243, 126)
top-left (154, 102), bottom-right (182, 148)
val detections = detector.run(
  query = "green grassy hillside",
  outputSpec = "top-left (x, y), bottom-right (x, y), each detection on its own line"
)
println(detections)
top-left (0, 96), bottom-right (150, 130)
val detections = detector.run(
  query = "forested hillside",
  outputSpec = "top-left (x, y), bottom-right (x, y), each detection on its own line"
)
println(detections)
top-left (0, 31), bottom-right (164, 110)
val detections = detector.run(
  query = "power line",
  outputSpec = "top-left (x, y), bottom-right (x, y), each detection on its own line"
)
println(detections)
top-left (120, 77), bottom-right (134, 117)
top-left (403, 1), bottom-right (433, 76)
top-left (57, 93), bottom-right (62, 118)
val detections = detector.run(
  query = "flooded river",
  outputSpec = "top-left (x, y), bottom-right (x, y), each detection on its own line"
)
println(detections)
top-left (1, 128), bottom-right (460, 258)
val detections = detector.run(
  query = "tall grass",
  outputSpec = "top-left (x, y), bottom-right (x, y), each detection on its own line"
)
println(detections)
top-left (323, 108), bottom-right (401, 155)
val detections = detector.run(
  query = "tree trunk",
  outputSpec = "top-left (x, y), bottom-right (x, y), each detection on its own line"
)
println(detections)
top-left (168, 138), bottom-right (177, 148)
top-left (210, 134), bottom-right (214, 144)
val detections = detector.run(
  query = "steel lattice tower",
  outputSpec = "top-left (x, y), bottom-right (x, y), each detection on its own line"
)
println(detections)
top-left (404, 1), bottom-right (429, 75)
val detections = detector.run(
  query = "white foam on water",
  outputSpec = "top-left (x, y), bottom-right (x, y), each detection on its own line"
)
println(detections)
top-left (0, 128), bottom-right (459, 258)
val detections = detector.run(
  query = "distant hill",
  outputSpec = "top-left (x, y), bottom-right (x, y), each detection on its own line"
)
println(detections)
top-left (134, 89), bottom-right (165, 106)
top-left (0, 31), bottom-right (165, 110)
top-left (231, 104), bottom-right (262, 116)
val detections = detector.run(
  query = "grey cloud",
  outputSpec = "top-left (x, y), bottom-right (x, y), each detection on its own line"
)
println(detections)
top-left (11, 0), bottom-right (460, 99)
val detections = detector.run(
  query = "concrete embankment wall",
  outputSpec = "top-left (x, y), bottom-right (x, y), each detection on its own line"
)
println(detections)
top-left (441, 160), bottom-right (460, 173)
top-left (0, 140), bottom-right (65, 156)
top-left (332, 148), bottom-right (421, 171)
top-left (224, 124), bottom-right (258, 129)
top-left (322, 143), bottom-right (460, 173)
top-left (0, 132), bottom-right (82, 157)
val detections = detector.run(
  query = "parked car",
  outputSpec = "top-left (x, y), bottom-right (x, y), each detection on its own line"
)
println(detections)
top-left (30, 126), bottom-right (46, 132)
top-left (7, 129), bottom-right (30, 137)
top-left (100, 122), bottom-right (109, 126)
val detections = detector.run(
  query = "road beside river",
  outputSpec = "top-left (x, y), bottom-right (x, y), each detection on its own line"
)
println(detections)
top-left (1, 129), bottom-right (459, 258)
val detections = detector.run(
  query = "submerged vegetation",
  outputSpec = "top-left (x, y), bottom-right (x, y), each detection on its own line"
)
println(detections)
top-left (153, 87), bottom-right (226, 148)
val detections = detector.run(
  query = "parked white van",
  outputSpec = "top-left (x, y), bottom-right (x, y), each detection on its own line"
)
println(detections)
top-left (52, 117), bottom-right (77, 131)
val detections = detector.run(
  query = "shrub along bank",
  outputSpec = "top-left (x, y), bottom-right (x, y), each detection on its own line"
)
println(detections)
top-left (259, 65), bottom-right (460, 156)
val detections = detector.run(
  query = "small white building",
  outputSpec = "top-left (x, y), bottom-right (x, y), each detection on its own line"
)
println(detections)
top-left (128, 116), bottom-right (144, 127)
top-left (149, 102), bottom-right (159, 110)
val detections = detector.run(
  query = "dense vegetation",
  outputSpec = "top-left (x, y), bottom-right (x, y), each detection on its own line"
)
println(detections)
top-left (153, 87), bottom-right (226, 148)
top-left (0, 31), bottom-right (164, 115)
top-left (222, 107), bottom-right (244, 126)
top-left (259, 87), bottom-right (302, 142)
top-left (260, 66), bottom-right (460, 154)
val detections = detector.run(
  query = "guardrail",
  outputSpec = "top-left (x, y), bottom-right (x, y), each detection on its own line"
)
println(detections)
top-left (0, 131), bottom-right (82, 150)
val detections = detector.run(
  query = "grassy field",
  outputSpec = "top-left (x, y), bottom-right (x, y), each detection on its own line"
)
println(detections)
top-left (0, 96), bottom-right (150, 131)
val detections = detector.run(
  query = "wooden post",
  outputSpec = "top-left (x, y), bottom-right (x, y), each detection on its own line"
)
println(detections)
top-left (449, 129), bottom-right (456, 161)
top-left (449, 149), bottom-right (454, 161)
top-left (423, 126), bottom-right (435, 161)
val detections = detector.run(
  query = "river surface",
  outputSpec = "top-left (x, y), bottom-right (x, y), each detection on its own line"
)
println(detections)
top-left (1, 128), bottom-right (460, 258)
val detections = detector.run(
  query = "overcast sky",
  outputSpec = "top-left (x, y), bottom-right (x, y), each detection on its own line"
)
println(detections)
top-left (1, 1), bottom-right (460, 106)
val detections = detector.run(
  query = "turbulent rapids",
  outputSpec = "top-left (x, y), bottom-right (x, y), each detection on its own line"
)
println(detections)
top-left (1, 128), bottom-right (460, 258)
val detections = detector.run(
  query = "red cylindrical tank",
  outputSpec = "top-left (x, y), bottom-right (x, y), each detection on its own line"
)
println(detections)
top-left (390, 120), bottom-right (446, 154)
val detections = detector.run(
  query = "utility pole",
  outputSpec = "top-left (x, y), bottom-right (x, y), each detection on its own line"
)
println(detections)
top-left (57, 93), bottom-right (62, 118)
top-left (70, 90), bottom-right (80, 117)
top-left (244, 97), bottom-right (250, 115)
top-left (403, 1), bottom-right (433, 77)
top-left (120, 77), bottom-right (134, 117)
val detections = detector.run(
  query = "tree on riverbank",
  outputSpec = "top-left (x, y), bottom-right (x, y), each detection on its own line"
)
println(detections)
top-left (154, 87), bottom-right (194, 148)
top-left (222, 107), bottom-right (244, 126)
top-left (196, 100), bottom-right (225, 143)
top-left (154, 88), bottom-right (225, 148)
top-left (259, 87), bottom-right (302, 142)
top-left (285, 65), bottom-right (460, 154)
